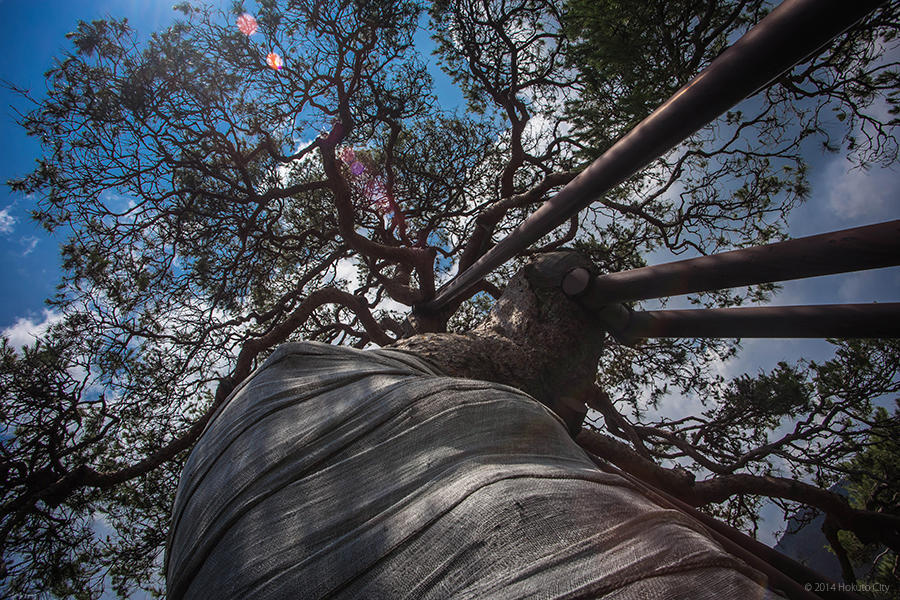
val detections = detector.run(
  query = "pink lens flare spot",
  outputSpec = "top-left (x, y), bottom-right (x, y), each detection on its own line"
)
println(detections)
top-left (338, 147), bottom-right (356, 164)
top-left (266, 52), bottom-right (284, 70)
top-left (237, 13), bottom-right (258, 36)
top-left (350, 161), bottom-right (366, 176)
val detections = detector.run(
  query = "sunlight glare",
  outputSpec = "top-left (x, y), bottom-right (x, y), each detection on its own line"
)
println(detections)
top-left (266, 52), bottom-right (284, 70)
top-left (237, 13), bottom-right (258, 36)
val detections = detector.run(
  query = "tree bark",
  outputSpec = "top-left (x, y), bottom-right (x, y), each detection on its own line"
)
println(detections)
top-left (392, 251), bottom-right (607, 434)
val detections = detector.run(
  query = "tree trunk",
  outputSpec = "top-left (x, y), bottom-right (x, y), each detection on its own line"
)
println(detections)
top-left (165, 252), bottom-right (775, 600)
top-left (393, 251), bottom-right (608, 434)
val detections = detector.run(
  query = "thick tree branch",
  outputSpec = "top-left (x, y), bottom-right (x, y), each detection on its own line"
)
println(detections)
top-left (576, 428), bottom-right (695, 494)
top-left (823, 516), bottom-right (857, 584)
top-left (15, 286), bottom-right (396, 513)
top-left (688, 474), bottom-right (900, 551)
top-left (455, 169), bottom-right (578, 281)
top-left (577, 427), bottom-right (900, 553)
top-left (583, 387), bottom-right (652, 459)
top-left (319, 132), bottom-right (436, 303)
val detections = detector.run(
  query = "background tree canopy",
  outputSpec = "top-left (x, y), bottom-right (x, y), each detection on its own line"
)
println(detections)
top-left (2, 0), bottom-right (898, 597)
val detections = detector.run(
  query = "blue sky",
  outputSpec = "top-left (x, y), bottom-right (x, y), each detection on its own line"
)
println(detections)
top-left (0, 1), bottom-right (468, 338)
top-left (0, 0), bottom-right (898, 577)
top-left (3, 1), bottom-right (896, 345)
top-left (0, 1), bottom-right (181, 328)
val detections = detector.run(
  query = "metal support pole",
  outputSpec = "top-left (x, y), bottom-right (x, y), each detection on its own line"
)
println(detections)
top-left (420, 0), bottom-right (885, 313)
top-left (562, 220), bottom-right (900, 305)
top-left (611, 303), bottom-right (900, 343)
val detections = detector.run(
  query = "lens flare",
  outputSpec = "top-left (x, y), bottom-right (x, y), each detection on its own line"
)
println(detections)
top-left (266, 52), bottom-right (284, 70)
top-left (337, 145), bottom-right (410, 243)
top-left (339, 147), bottom-right (356, 164)
top-left (237, 13), bottom-right (258, 36)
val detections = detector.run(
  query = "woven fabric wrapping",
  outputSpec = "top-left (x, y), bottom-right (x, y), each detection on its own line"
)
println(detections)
top-left (166, 341), bottom-right (773, 599)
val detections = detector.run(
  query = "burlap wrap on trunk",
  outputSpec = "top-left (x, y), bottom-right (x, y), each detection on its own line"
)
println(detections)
top-left (166, 341), bottom-right (772, 599)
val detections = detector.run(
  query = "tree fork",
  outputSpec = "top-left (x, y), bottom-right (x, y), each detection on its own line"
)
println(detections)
top-left (394, 251), bottom-right (606, 434)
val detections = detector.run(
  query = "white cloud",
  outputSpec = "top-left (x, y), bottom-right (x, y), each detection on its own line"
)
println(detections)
top-left (0, 206), bottom-right (16, 234)
top-left (21, 236), bottom-right (38, 256)
top-left (522, 111), bottom-right (572, 158)
top-left (275, 139), bottom-right (318, 184)
top-left (651, 388), bottom-right (704, 422)
top-left (332, 257), bottom-right (412, 314)
top-left (824, 156), bottom-right (896, 220)
top-left (335, 258), bottom-right (360, 289)
top-left (836, 268), bottom-right (900, 303)
top-left (435, 258), bottom-right (459, 286)
top-left (376, 296), bottom-right (408, 314)
top-left (2, 310), bottom-right (63, 349)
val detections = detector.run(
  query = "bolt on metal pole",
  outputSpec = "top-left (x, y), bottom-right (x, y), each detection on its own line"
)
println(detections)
top-left (420, 0), bottom-right (886, 313)
top-left (561, 220), bottom-right (900, 305)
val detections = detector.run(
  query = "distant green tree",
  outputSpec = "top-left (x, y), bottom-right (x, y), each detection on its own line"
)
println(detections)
top-left (829, 406), bottom-right (900, 595)
top-left (563, 0), bottom-right (899, 254)
top-left (594, 339), bottom-right (899, 541)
